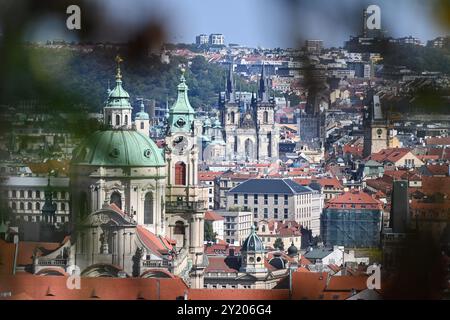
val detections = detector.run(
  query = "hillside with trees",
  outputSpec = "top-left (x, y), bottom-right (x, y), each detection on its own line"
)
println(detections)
top-left (20, 46), bottom-right (257, 113)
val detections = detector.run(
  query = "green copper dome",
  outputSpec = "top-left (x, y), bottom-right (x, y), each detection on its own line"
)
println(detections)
top-left (136, 101), bottom-right (150, 120)
top-left (72, 130), bottom-right (165, 167)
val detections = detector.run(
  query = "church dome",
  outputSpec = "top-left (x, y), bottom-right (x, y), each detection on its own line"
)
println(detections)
top-left (287, 242), bottom-right (298, 256)
top-left (71, 130), bottom-right (165, 167)
top-left (241, 225), bottom-right (265, 252)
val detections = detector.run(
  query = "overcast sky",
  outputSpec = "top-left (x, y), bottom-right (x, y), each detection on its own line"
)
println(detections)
top-left (26, 0), bottom-right (449, 48)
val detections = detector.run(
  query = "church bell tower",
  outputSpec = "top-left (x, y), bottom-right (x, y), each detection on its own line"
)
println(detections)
top-left (164, 69), bottom-right (206, 289)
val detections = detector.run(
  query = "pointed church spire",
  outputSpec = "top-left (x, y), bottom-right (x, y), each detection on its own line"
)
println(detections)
top-left (227, 61), bottom-right (235, 103)
top-left (167, 67), bottom-right (195, 133)
top-left (227, 62), bottom-right (234, 95)
top-left (259, 63), bottom-right (268, 102)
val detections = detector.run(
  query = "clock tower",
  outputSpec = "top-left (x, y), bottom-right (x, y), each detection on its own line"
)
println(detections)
top-left (363, 93), bottom-right (390, 157)
top-left (165, 70), bottom-right (206, 289)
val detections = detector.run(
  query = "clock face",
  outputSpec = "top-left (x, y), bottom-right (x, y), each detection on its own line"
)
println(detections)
top-left (172, 135), bottom-right (188, 155)
top-left (245, 113), bottom-right (252, 120)
top-left (376, 129), bottom-right (383, 135)
top-left (176, 117), bottom-right (186, 128)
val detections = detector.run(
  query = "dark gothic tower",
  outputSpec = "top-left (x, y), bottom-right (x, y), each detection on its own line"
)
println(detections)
top-left (258, 63), bottom-right (269, 102)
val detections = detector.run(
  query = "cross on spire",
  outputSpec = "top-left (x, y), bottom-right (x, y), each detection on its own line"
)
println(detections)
top-left (115, 55), bottom-right (123, 80)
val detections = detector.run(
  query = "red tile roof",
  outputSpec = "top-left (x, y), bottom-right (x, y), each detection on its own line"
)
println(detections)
top-left (343, 144), bottom-right (363, 158)
top-left (188, 289), bottom-right (289, 300)
top-left (425, 137), bottom-right (450, 146)
top-left (326, 190), bottom-right (383, 210)
top-left (136, 226), bottom-right (172, 257)
top-left (366, 148), bottom-right (412, 163)
top-left (291, 271), bottom-right (328, 300)
top-left (0, 274), bottom-right (188, 300)
top-left (425, 164), bottom-right (449, 176)
top-left (421, 176), bottom-right (450, 197)
top-left (204, 210), bottom-right (224, 221)
top-left (205, 256), bottom-right (240, 273)
top-left (326, 275), bottom-right (368, 291)
top-left (198, 171), bottom-right (223, 181)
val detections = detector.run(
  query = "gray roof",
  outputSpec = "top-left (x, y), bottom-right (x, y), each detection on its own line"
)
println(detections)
top-left (228, 179), bottom-right (315, 195)
top-left (3, 176), bottom-right (69, 188)
top-left (241, 226), bottom-right (265, 252)
top-left (304, 247), bottom-right (334, 260)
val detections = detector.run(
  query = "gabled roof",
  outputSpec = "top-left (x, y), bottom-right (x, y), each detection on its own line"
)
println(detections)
top-left (228, 179), bottom-right (314, 195)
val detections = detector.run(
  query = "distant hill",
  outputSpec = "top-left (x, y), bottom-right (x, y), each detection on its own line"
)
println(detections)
top-left (4, 46), bottom-right (256, 113)
top-left (382, 43), bottom-right (450, 75)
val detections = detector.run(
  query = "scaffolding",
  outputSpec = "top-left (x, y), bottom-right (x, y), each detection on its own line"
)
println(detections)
top-left (321, 209), bottom-right (382, 248)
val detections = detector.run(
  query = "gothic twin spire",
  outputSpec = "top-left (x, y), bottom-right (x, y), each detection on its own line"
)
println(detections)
top-left (225, 61), bottom-right (269, 104)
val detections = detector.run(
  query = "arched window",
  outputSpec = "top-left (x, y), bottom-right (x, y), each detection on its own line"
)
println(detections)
top-left (263, 111), bottom-right (268, 123)
top-left (244, 139), bottom-right (253, 158)
top-left (20, 202), bottom-right (24, 210)
top-left (61, 203), bottom-right (66, 211)
top-left (108, 115), bottom-right (112, 124)
top-left (27, 202), bottom-right (32, 210)
top-left (174, 221), bottom-right (185, 235)
top-left (144, 192), bottom-right (154, 224)
top-left (12, 202), bottom-right (16, 210)
top-left (175, 162), bottom-right (186, 185)
top-left (140, 122), bottom-right (144, 130)
top-left (36, 202), bottom-right (40, 210)
top-left (115, 114), bottom-right (120, 126)
top-left (124, 115), bottom-right (128, 125)
top-left (110, 191), bottom-right (122, 209)
top-left (230, 111), bottom-right (235, 124)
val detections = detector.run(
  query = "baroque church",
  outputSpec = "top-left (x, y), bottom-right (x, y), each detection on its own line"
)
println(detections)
top-left (217, 64), bottom-right (279, 162)
top-left (31, 57), bottom-right (207, 288)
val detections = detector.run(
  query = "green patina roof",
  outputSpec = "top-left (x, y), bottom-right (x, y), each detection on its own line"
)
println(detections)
top-left (135, 101), bottom-right (150, 120)
top-left (105, 78), bottom-right (132, 109)
top-left (171, 74), bottom-right (195, 115)
top-left (71, 130), bottom-right (165, 167)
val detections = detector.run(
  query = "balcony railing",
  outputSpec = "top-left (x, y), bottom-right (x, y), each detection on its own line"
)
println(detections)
top-left (37, 258), bottom-right (67, 266)
top-left (166, 200), bottom-right (206, 212)
top-left (142, 259), bottom-right (169, 268)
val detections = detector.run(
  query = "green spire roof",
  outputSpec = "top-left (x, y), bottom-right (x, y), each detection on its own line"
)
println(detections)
top-left (105, 55), bottom-right (132, 109)
top-left (167, 69), bottom-right (196, 133)
top-left (136, 100), bottom-right (150, 120)
top-left (171, 72), bottom-right (195, 115)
